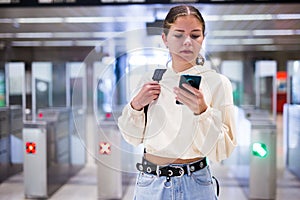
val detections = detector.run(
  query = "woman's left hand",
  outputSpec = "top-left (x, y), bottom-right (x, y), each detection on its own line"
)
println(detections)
top-left (174, 83), bottom-right (208, 115)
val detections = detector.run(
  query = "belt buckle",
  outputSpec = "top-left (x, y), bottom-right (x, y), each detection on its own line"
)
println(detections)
top-left (173, 166), bottom-right (184, 177)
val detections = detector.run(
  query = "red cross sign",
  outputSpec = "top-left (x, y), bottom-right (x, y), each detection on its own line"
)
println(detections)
top-left (26, 142), bottom-right (36, 154)
top-left (99, 142), bottom-right (111, 155)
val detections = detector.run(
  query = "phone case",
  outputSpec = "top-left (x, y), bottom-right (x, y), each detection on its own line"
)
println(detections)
top-left (176, 75), bottom-right (202, 104)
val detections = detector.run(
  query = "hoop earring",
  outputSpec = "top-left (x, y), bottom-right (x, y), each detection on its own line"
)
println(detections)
top-left (196, 55), bottom-right (205, 66)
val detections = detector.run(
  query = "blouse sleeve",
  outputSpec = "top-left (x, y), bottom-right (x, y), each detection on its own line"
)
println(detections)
top-left (192, 75), bottom-right (237, 163)
top-left (117, 103), bottom-right (146, 146)
top-left (117, 73), bottom-right (152, 146)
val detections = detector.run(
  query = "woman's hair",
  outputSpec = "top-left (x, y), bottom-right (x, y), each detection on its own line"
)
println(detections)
top-left (163, 5), bottom-right (205, 36)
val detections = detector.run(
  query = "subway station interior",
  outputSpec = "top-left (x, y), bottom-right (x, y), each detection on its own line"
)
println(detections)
top-left (0, 0), bottom-right (300, 199)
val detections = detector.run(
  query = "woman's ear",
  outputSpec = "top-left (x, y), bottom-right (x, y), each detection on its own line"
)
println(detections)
top-left (162, 33), bottom-right (168, 48)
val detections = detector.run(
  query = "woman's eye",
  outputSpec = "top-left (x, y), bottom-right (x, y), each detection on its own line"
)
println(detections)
top-left (191, 35), bottom-right (201, 39)
top-left (174, 34), bottom-right (183, 38)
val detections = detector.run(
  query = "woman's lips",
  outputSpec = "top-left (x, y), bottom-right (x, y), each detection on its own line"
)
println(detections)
top-left (180, 50), bottom-right (193, 54)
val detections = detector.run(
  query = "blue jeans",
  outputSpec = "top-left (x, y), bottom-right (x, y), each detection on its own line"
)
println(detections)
top-left (133, 165), bottom-right (218, 200)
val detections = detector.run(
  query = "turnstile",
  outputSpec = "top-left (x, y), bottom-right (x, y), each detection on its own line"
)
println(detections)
top-left (96, 117), bottom-right (122, 200)
top-left (249, 119), bottom-right (276, 200)
top-left (9, 105), bottom-right (23, 176)
top-left (37, 108), bottom-right (71, 164)
top-left (23, 107), bottom-right (86, 198)
top-left (23, 121), bottom-right (49, 198)
top-left (0, 107), bottom-right (10, 183)
top-left (38, 107), bottom-right (86, 174)
top-left (232, 106), bottom-right (277, 199)
top-left (284, 104), bottom-right (300, 179)
top-left (23, 120), bottom-right (71, 198)
top-left (0, 106), bottom-right (24, 183)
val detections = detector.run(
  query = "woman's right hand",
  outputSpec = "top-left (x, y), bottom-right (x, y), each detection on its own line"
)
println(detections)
top-left (130, 81), bottom-right (161, 111)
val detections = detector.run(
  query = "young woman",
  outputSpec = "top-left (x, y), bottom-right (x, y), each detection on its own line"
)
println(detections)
top-left (118, 5), bottom-right (237, 200)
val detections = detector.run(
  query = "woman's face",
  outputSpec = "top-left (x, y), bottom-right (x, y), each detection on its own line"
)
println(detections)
top-left (162, 15), bottom-right (204, 66)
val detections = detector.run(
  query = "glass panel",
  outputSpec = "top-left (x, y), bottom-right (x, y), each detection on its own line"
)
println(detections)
top-left (255, 60), bottom-right (277, 121)
top-left (31, 62), bottom-right (52, 120)
top-left (220, 60), bottom-right (244, 106)
top-left (93, 58), bottom-right (115, 118)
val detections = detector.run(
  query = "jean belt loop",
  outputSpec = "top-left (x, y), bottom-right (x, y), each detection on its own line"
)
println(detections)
top-left (156, 165), bottom-right (160, 178)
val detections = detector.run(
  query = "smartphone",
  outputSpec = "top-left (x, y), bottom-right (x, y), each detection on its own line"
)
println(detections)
top-left (176, 75), bottom-right (202, 104)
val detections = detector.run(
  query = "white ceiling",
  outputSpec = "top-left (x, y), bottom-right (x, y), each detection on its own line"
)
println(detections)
top-left (0, 3), bottom-right (299, 54)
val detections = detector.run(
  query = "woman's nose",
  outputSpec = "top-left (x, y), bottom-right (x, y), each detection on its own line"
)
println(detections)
top-left (183, 36), bottom-right (192, 46)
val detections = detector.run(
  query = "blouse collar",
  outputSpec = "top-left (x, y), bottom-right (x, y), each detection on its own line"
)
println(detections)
top-left (170, 63), bottom-right (214, 76)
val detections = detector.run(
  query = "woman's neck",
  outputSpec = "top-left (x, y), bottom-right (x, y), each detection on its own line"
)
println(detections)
top-left (172, 61), bottom-right (195, 73)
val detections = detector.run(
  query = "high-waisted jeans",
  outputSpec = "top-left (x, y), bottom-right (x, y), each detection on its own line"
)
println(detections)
top-left (133, 165), bottom-right (218, 200)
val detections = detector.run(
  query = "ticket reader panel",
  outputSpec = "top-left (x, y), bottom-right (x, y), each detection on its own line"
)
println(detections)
top-left (23, 108), bottom-right (78, 199)
top-left (97, 120), bottom-right (122, 199)
top-left (23, 122), bottom-right (47, 198)
top-left (249, 120), bottom-right (277, 200)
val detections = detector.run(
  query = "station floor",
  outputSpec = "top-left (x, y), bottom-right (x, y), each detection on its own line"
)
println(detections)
top-left (1, 114), bottom-right (300, 200)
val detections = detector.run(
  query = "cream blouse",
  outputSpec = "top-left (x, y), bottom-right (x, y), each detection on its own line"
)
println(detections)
top-left (117, 64), bottom-right (237, 163)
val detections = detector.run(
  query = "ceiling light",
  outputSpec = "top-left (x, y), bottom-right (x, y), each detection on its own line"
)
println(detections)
top-left (253, 29), bottom-right (294, 36)
top-left (16, 32), bottom-right (53, 38)
top-left (12, 41), bottom-right (42, 47)
top-left (75, 40), bottom-right (104, 46)
top-left (207, 38), bottom-right (273, 45)
top-left (53, 32), bottom-right (92, 38)
top-left (276, 14), bottom-right (300, 20)
top-left (0, 33), bottom-right (14, 38)
top-left (0, 18), bottom-right (13, 23)
top-left (44, 40), bottom-right (73, 46)
top-left (222, 14), bottom-right (273, 21)
top-left (241, 38), bottom-right (273, 45)
top-left (65, 17), bottom-right (113, 23)
top-left (114, 16), bottom-right (154, 22)
top-left (211, 30), bottom-right (251, 37)
top-left (204, 15), bottom-right (221, 21)
top-left (16, 17), bottom-right (64, 23)
top-left (207, 39), bottom-right (240, 45)
top-left (92, 32), bottom-right (122, 38)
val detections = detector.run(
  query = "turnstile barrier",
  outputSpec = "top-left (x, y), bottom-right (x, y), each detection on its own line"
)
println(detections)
top-left (23, 120), bottom-right (72, 199)
top-left (283, 104), bottom-right (300, 179)
top-left (96, 118), bottom-right (122, 200)
top-left (249, 119), bottom-right (276, 200)
top-left (23, 121), bottom-right (48, 198)
top-left (244, 108), bottom-right (277, 200)
top-left (232, 107), bottom-right (277, 199)
top-left (9, 105), bottom-right (23, 175)
top-left (23, 107), bottom-right (86, 199)
top-left (0, 107), bottom-right (10, 183)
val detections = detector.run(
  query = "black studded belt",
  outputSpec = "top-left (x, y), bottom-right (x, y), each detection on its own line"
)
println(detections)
top-left (136, 157), bottom-right (207, 177)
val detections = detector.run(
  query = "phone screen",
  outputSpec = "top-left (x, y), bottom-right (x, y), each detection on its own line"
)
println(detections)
top-left (176, 75), bottom-right (202, 104)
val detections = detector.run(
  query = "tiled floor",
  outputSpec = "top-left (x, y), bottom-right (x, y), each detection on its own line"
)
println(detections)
top-left (1, 114), bottom-right (300, 200)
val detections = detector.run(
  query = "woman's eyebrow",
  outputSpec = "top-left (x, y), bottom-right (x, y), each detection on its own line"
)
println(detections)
top-left (173, 29), bottom-right (202, 32)
top-left (191, 29), bottom-right (202, 32)
top-left (173, 29), bottom-right (185, 32)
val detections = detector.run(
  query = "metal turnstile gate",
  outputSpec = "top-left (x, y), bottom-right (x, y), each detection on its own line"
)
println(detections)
top-left (242, 107), bottom-right (277, 200)
top-left (23, 107), bottom-right (85, 198)
top-left (96, 118), bottom-right (122, 199)
top-left (0, 107), bottom-right (10, 183)
top-left (23, 121), bottom-right (48, 198)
